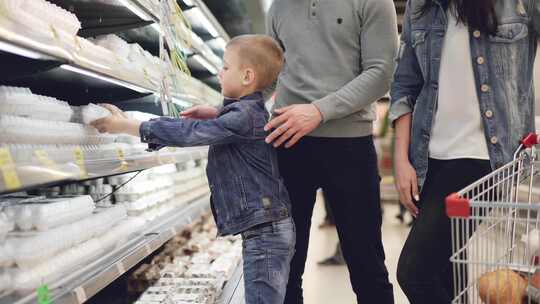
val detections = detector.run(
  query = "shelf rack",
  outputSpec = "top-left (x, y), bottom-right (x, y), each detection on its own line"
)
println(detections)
top-left (0, 1), bottom-right (231, 303)
top-left (0, 0), bottom-right (226, 106)
top-left (0, 195), bottom-right (211, 304)
top-left (0, 146), bottom-right (208, 194)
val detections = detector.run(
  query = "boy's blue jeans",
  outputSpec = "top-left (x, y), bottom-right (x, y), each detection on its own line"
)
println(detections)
top-left (242, 217), bottom-right (296, 304)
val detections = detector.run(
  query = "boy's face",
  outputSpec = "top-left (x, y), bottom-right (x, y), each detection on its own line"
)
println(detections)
top-left (219, 47), bottom-right (252, 98)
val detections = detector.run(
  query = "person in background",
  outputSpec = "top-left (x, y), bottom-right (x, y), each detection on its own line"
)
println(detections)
top-left (265, 0), bottom-right (399, 303)
top-left (91, 35), bottom-right (295, 304)
top-left (390, 0), bottom-right (538, 302)
top-left (318, 190), bottom-right (335, 229)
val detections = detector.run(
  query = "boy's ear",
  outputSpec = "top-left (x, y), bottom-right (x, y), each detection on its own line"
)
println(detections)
top-left (242, 68), bottom-right (256, 86)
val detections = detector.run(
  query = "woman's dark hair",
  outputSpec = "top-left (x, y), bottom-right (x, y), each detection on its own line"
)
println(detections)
top-left (422, 0), bottom-right (497, 34)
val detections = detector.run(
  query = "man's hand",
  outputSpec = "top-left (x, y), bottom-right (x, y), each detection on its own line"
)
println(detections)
top-left (181, 105), bottom-right (219, 120)
top-left (90, 104), bottom-right (141, 137)
top-left (264, 104), bottom-right (323, 148)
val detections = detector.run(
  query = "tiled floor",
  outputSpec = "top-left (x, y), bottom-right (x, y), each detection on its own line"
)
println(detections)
top-left (302, 193), bottom-right (411, 304)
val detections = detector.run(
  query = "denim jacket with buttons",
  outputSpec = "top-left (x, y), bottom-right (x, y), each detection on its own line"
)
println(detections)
top-left (140, 92), bottom-right (291, 236)
top-left (390, 0), bottom-right (538, 188)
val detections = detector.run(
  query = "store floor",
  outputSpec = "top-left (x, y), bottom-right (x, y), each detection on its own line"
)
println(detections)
top-left (302, 193), bottom-right (411, 304)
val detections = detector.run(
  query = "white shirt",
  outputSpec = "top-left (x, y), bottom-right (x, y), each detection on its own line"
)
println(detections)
top-left (429, 12), bottom-right (490, 160)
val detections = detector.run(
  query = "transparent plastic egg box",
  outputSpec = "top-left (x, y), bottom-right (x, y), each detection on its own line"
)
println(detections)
top-left (2, 195), bottom-right (95, 231)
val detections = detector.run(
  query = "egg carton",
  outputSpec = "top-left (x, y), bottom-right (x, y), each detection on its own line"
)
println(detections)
top-left (91, 35), bottom-right (147, 79)
top-left (0, 86), bottom-right (74, 122)
top-left (3, 144), bottom-right (96, 167)
top-left (74, 37), bottom-right (121, 71)
top-left (0, 115), bottom-right (116, 145)
top-left (123, 189), bottom-right (176, 215)
top-left (9, 215), bottom-right (145, 291)
top-left (1, 205), bottom-right (126, 269)
top-left (0, 270), bottom-right (12, 294)
top-left (0, 213), bottom-right (14, 243)
top-left (3, 195), bottom-right (95, 231)
top-left (0, 0), bottom-right (81, 36)
top-left (11, 237), bottom-right (103, 291)
top-left (145, 286), bottom-right (175, 295)
top-left (138, 294), bottom-right (168, 303)
top-left (97, 217), bottom-right (146, 250)
top-left (76, 103), bottom-right (112, 125)
top-left (156, 278), bottom-right (222, 290)
top-left (91, 34), bottom-right (131, 59)
top-left (165, 293), bottom-right (212, 304)
top-left (127, 44), bottom-right (163, 82)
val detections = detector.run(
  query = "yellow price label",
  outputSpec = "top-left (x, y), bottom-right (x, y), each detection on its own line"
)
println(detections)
top-left (0, 148), bottom-right (21, 190)
top-left (34, 150), bottom-right (57, 170)
top-left (74, 147), bottom-right (87, 178)
top-left (116, 148), bottom-right (128, 171)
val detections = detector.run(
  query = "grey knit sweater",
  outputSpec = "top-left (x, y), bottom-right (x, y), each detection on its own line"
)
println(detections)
top-left (267, 0), bottom-right (398, 137)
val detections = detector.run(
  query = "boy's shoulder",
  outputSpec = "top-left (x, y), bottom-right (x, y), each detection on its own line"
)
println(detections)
top-left (220, 98), bottom-right (266, 116)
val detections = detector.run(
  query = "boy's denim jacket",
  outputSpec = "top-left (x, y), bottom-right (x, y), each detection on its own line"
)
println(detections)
top-left (390, 0), bottom-right (538, 188)
top-left (140, 92), bottom-right (291, 236)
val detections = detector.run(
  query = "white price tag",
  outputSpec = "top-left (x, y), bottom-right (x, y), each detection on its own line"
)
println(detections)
top-left (116, 262), bottom-right (126, 274)
top-left (74, 287), bottom-right (87, 303)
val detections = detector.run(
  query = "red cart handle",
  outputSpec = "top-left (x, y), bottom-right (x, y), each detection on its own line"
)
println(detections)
top-left (521, 133), bottom-right (539, 148)
top-left (445, 193), bottom-right (470, 218)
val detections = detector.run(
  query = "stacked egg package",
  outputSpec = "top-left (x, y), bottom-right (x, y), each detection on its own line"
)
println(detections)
top-left (0, 86), bottom-right (143, 174)
top-left (0, 194), bottom-right (139, 293)
top-left (130, 214), bottom-right (243, 304)
top-left (0, 0), bottom-right (81, 59)
top-left (0, 0), bottom-right (163, 90)
top-left (0, 161), bottom-right (210, 294)
top-left (110, 162), bottom-right (209, 221)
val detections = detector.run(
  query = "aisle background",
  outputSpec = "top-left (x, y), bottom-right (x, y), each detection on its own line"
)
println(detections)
top-left (303, 192), bottom-right (410, 304)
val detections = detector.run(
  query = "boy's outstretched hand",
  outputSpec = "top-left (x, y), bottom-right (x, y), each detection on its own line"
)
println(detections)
top-left (90, 104), bottom-right (141, 137)
top-left (181, 105), bottom-right (219, 120)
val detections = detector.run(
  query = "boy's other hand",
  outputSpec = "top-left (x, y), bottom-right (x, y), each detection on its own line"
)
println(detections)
top-left (181, 106), bottom-right (219, 120)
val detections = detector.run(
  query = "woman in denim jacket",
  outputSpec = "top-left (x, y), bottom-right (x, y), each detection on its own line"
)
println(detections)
top-left (390, 0), bottom-right (539, 302)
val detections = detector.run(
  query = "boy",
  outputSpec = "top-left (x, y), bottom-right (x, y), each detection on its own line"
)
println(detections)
top-left (91, 35), bottom-right (294, 304)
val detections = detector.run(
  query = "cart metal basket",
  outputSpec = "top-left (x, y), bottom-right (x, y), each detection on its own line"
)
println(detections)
top-left (446, 133), bottom-right (540, 304)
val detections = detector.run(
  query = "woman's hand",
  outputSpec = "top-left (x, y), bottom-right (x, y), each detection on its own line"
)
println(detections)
top-left (181, 106), bottom-right (219, 120)
top-left (393, 113), bottom-right (419, 217)
top-left (394, 156), bottom-right (420, 217)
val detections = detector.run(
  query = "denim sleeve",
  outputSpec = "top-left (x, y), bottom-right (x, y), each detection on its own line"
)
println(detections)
top-left (389, 0), bottom-right (424, 124)
top-left (139, 106), bottom-right (253, 148)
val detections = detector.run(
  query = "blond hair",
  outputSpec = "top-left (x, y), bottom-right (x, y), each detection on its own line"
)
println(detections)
top-left (226, 34), bottom-right (284, 91)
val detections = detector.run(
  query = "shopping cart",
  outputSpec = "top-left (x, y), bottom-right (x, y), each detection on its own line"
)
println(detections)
top-left (446, 133), bottom-right (540, 304)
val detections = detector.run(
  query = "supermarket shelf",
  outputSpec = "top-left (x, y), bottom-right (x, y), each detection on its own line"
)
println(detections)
top-left (0, 195), bottom-right (211, 304)
top-left (120, 0), bottom-right (159, 23)
top-left (119, 0), bottom-right (226, 70)
top-left (217, 262), bottom-right (245, 304)
top-left (188, 0), bottom-right (231, 41)
top-left (0, 26), bottom-right (156, 95)
top-left (0, 20), bottom-right (219, 105)
top-left (0, 146), bottom-right (209, 194)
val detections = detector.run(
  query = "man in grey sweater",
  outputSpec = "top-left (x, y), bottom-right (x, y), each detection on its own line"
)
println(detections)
top-left (264, 0), bottom-right (398, 303)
